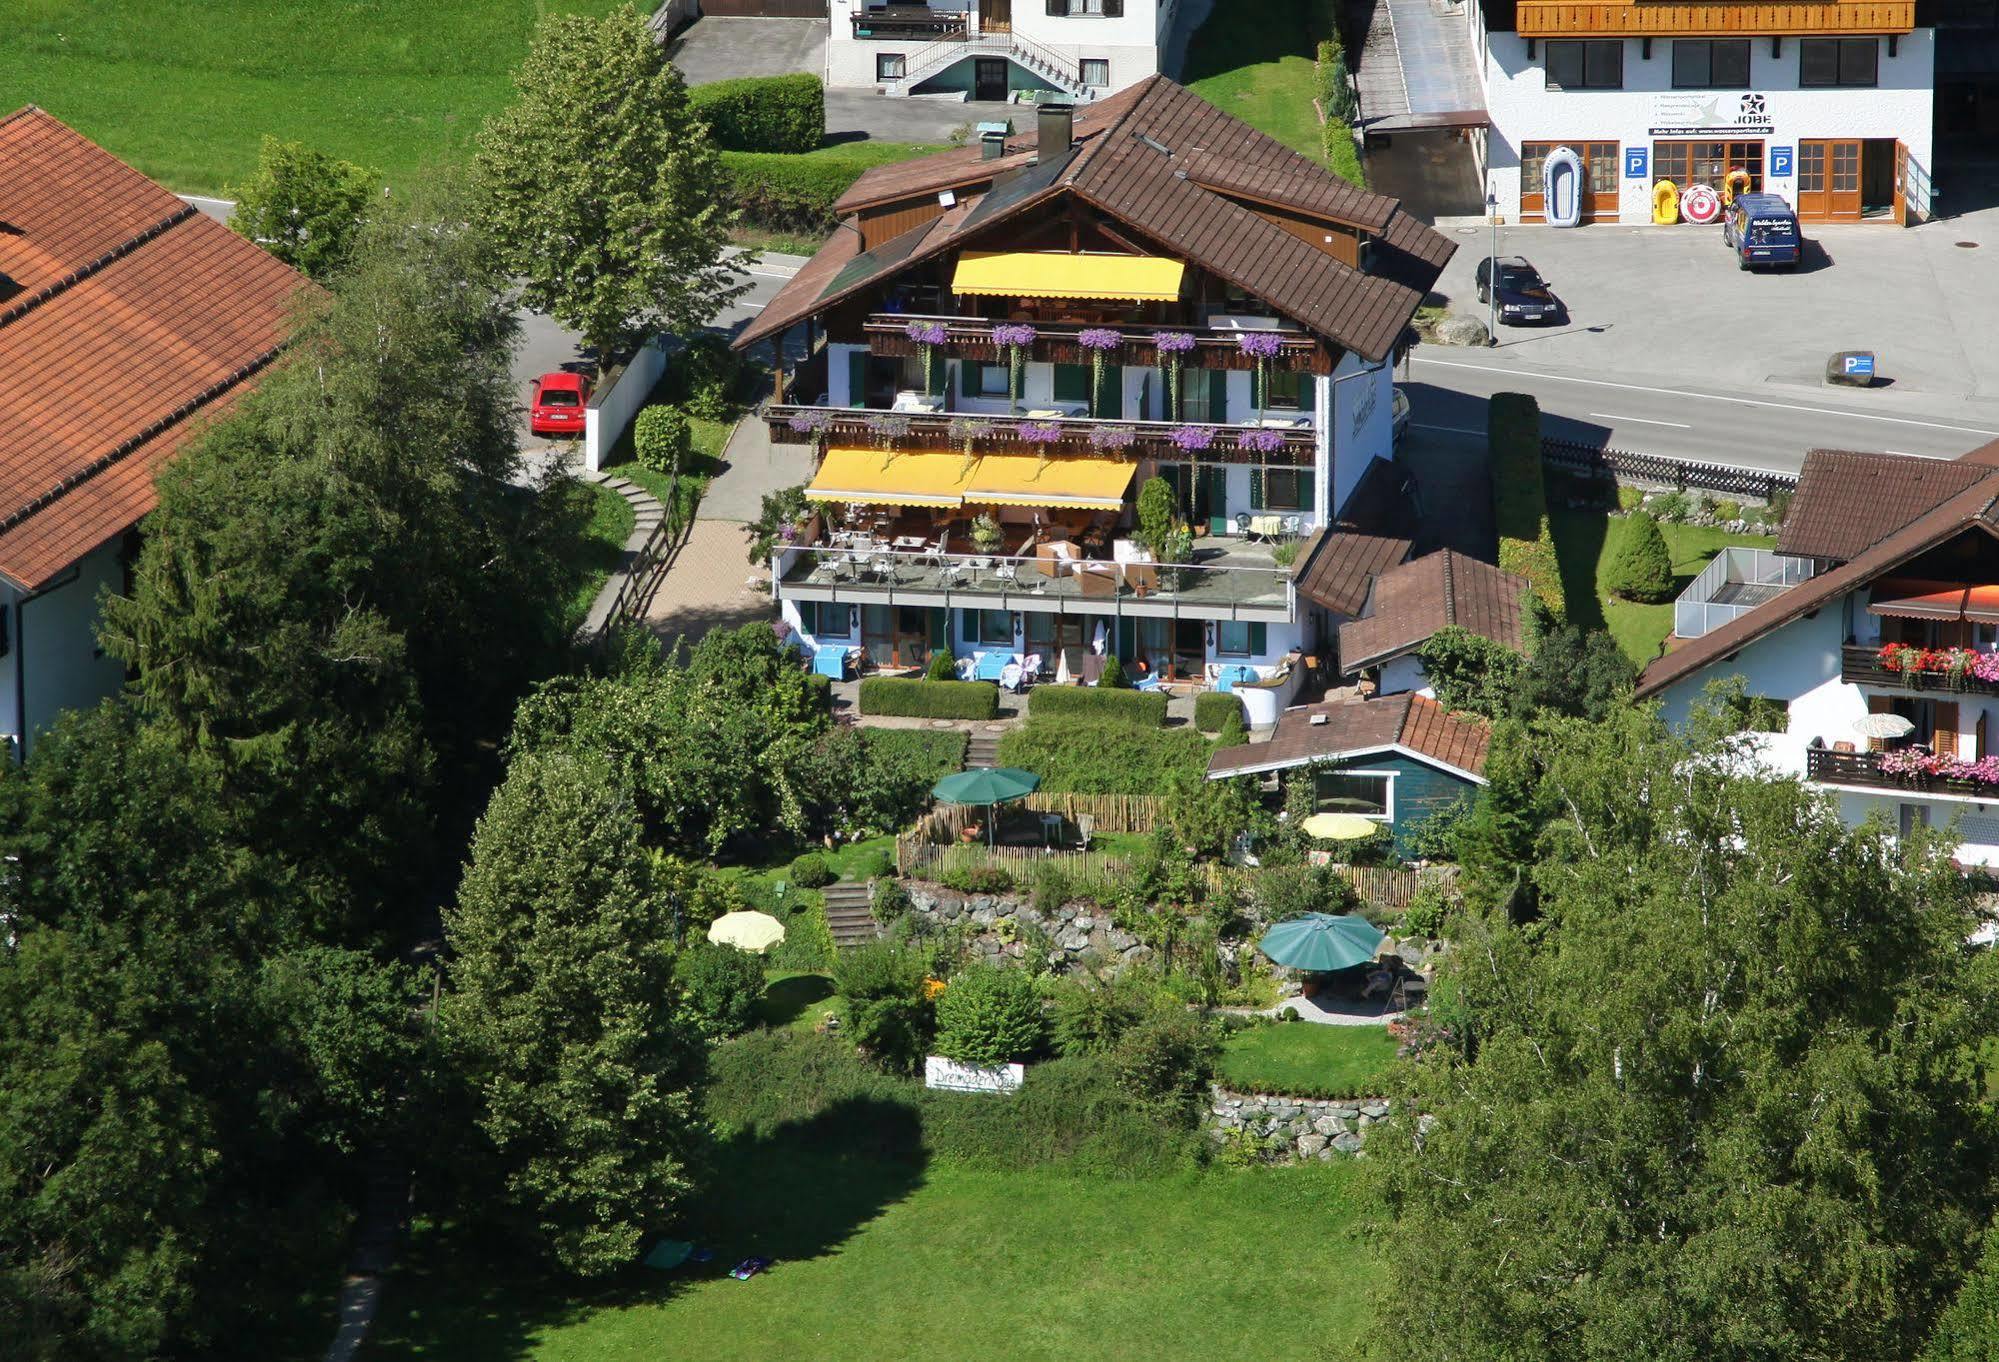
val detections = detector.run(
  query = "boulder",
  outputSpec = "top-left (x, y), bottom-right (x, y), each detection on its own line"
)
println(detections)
top-left (1333, 1132), bottom-right (1365, 1154)
top-left (1434, 313), bottom-right (1491, 347)
top-left (1313, 1114), bottom-right (1349, 1137)
top-left (1360, 1100), bottom-right (1390, 1120)
top-left (1297, 1134), bottom-right (1329, 1158)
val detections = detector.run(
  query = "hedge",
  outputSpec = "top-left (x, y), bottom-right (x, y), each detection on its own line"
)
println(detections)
top-left (997, 718), bottom-right (1211, 794)
top-left (858, 677), bottom-right (998, 720)
top-left (1026, 685), bottom-right (1170, 728)
top-left (1489, 392), bottom-right (1565, 619)
top-left (689, 73), bottom-right (824, 154)
top-left (1194, 691), bottom-right (1244, 734)
top-left (721, 141), bottom-right (944, 232)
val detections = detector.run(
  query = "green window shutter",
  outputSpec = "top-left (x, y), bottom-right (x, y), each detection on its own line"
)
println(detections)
top-left (928, 607), bottom-right (949, 648)
top-left (1117, 618), bottom-right (1137, 663)
top-left (1297, 470), bottom-right (1315, 514)
top-left (961, 360), bottom-right (980, 398)
top-left (797, 601), bottom-right (817, 635)
top-left (1250, 623), bottom-right (1268, 656)
top-left (928, 356), bottom-right (948, 398)
top-left (1053, 363), bottom-right (1089, 403)
top-left (1249, 467), bottom-right (1265, 510)
top-left (847, 350), bottom-right (869, 408)
top-left (1092, 364), bottom-right (1120, 418)
top-left (1208, 368), bottom-right (1229, 424)
top-left (1203, 466), bottom-right (1228, 535)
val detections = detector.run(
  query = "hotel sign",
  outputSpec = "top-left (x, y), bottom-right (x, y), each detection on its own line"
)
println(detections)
top-left (1648, 92), bottom-right (1774, 138)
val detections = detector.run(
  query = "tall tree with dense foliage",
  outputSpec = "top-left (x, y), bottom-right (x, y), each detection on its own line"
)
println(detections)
top-left (440, 752), bottom-right (705, 1276)
top-left (476, 3), bottom-right (744, 365)
top-left (226, 136), bottom-right (377, 279)
top-left (1370, 703), bottom-right (1999, 1362)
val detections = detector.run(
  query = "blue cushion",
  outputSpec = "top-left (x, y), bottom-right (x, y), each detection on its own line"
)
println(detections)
top-left (974, 651), bottom-right (1012, 681)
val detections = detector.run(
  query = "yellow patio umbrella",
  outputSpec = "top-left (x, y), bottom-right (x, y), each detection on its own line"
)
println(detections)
top-left (707, 910), bottom-right (787, 954)
top-left (1300, 812), bottom-right (1379, 841)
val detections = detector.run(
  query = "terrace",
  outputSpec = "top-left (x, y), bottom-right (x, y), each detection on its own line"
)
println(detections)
top-left (1805, 746), bottom-right (1999, 801)
top-left (764, 407), bottom-right (1317, 467)
top-left (1671, 547), bottom-right (1813, 641)
top-left (858, 313), bottom-right (1329, 373)
top-left (851, 4), bottom-right (968, 39)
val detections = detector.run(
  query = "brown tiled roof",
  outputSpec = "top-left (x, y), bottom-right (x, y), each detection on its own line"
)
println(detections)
top-left (1338, 549), bottom-right (1530, 671)
top-left (739, 76), bottom-right (1453, 363)
top-left (1777, 448), bottom-right (1985, 562)
top-left (0, 109), bottom-right (308, 589)
top-left (1638, 446), bottom-right (1999, 699)
top-left (1291, 456), bottom-right (1418, 616)
top-left (1205, 692), bottom-right (1491, 781)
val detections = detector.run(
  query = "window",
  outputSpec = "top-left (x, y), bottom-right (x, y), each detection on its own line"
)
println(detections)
top-left (1049, 0), bottom-right (1122, 13)
top-left (975, 362), bottom-right (1009, 396)
top-left (1522, 142), bottom-right (1620, 202)
top-left (972, 610), bottom-right (1014, 646)
top-left (1263, 369), bottom-right (1303, 411)
top-left (1544, 39), bottom-right (1622, 90)
top-left (1261, 468), bottom-right (1306, 510)
top-left (1080, 58), bottom-right (1110, 88)
top-left (1800, 37), bottom-right (1876, 87)
top-left (876, 52), bottom-right (906, 81)
top-left (1217, 622), bottom-right (1255, 657)
top-left (1314, 771), bottom-right (1392, 819)
top-left (1671, 38), bottom-right (1750, 89)
top-left (1052, 363), bottom-right (1090, 403)
top-left (1651, 140), bottom-right (1764, 194)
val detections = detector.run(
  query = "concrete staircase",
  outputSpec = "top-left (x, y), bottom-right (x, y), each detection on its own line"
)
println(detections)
top-left (966, 731), bottom-right (1002, 768)
top-left (886, 32), bottom-right (1090, 99)
top-left (822, 881), bottom-right (880, 949)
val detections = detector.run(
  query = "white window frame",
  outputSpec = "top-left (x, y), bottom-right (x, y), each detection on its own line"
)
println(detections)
top-left (1080, 58), bottom-right (1110, 88)
top-left (877, 52), bottom-right (907, 81)
top-left (1313, 768), bottom-right (1398, 822)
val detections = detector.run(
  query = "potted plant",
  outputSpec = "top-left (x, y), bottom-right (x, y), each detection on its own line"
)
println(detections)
top-left (1153, 330), bottom-right (1197, 419)
top-left (992, 323), bottom-right (1037, 414)
top-left (1077, 327), bottom-right (1123, 416)
top-left (1238, 330), bottom-right (1284, 419)
top-left (906, 319), bottom-right (949, 394)
top-left (970, 512), bottom-right (1003, 554)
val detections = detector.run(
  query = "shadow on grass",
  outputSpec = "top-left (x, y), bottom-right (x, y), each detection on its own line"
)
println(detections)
top-left (1549, 506), bottom-right (1610, 636)
top-left (369, 1099), bottom-right (928, 1361)
top-left (757, 972), bottom-right (836, 1027)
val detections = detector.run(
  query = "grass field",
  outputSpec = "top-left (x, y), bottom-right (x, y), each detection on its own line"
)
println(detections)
top-left (367, 1155), bottom-right (1380, 1360)
top-left (1552, 508), bottom-right (1775, 666)
top-left (559, 482), bottom-right (638, 632)
top-left (0, 0), bottom-right (630, 195)
top-left (1220, 1022), bottom-right (1401, 1099)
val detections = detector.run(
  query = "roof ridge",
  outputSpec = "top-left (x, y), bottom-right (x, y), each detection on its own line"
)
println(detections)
top-left (1441, 550), bottom-right (1457, 625)
top-left (0, 202), bottom-right (198, 330)
top-left (0, 105), bottom-right (42, 131)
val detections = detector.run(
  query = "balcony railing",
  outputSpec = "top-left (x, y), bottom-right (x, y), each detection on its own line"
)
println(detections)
top-left (1842, 644), bottom-right (1999, 697)
top-left (1806, 746), bottom-right (1999, 799)
top-left (765, 404), bottom-right (1316, 466)
top-left (863, 315), bottom-right (1327, 371)
top-left (852, 8), bottom-right (968, 39)
top-left (1673, 547), bottom-right (1813, 640)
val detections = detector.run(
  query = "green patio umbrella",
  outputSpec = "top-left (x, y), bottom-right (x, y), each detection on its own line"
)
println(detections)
top-left (1257, 912), bottom-right (1385, 973)
top-left (932, 766), bottom-right (1040, 846)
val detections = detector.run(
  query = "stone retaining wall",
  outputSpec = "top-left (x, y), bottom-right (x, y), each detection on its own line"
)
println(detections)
top-left (1205, 1086), bottom-right (1393, 1161)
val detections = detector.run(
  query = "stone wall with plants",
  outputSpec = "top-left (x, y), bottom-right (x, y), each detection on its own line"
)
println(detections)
top-left (1206, 1088), bottom-right (1393, 1162)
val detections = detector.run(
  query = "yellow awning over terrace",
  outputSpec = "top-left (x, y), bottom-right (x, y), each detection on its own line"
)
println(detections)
top-left (951, 251), bottom-right (1187, 302)
top-left (803, 447), bottom-right (977, 508)
top-left (962, 454), bottom-right (1135, 510)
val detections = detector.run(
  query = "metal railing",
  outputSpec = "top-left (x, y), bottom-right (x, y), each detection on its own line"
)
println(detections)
top-left (592, 475), bottom-right (697, 642)
top-left (852, 7), bottom-right (968, 38)
top-left (1543, 437), bottom-right (1799, 501)
top-left (864, 313), bottom-right (1322, 371)
top-left (1673, 547), bottom-right (1813, 639)
top-left (892, 31), bottom-right (1081, 95)
top-left (764, 404), bottom-right (1317, 465)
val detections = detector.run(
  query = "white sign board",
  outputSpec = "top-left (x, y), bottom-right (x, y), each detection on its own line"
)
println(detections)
top-left (925, 1056), bottom-right (1025, 1095)
top-left (1648, 92), bottom-right (1773, 138)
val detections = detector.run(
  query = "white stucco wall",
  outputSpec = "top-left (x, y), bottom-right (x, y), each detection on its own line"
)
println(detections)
top-left (1480, 28), bottom-right (1935, 222)
top-left (1378, 652), bottom-right (1433, 698)
top-left (1328, 355), bottom-right (1394, 515)
top-left (827, 0), bottom-right (1171, 92)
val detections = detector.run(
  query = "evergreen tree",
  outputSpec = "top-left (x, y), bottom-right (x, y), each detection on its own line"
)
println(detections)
top-left (1607, 509), bottom-right (1676, 603)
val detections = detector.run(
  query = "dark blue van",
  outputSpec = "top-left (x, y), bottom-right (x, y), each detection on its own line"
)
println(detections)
top-left (1722, 193), bottom-right (1802, 271)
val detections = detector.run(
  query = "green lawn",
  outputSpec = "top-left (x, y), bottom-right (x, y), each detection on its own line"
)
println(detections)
top-left (367, 1157), bottom-right (1380, 1360)
top-left (756, 970), bottom-right (842, 1032)
top-left (1220, 1022), bottom-right (1401, 1099)
top-left (554, 481), bottom-right (638, 632)
top-left (1551, 508), bottom-right (1775, 666)
top-left (0, 1), bottom-right (635, 196)
top-left (1182, 0), bottom-right (1337, 169)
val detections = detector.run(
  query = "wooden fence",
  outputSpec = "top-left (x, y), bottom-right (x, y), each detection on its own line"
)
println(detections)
top-left (1339, 864), bottom-right (1458, 909)
top-left (1020, 792), bottom-right (1165, 835)
top-left (1542, 437), bottom-right (1798, 501)
top-left (898, 841), bottom-right (1135, 883)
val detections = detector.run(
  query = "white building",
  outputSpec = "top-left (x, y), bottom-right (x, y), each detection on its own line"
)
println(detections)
top-left (1639, 444), bottom-right (1999, 864)
top-left (0, 107), bottom-right (306, 758)
top-left (827, 0), bottom-right (1184, 101)
top-left (1469, 0), bottom-right (1935, 225)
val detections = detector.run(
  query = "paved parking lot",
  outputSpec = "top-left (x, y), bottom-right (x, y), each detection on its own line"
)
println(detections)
top-left (1430, 198), bottom-right (1999, 402)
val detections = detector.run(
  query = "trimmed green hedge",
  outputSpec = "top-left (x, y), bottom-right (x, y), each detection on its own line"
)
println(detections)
top-left (997, 718), bottom-right (1211, 794)
top-left (1194, 691), bottom-right (1243, 734)
top-left (720, 141), bottom-right (944, 232)
top-left (1026, 686), bottom-right (1170, 728)
top-left (690, 73), bottom-right (824, 154)
top-left (858, 677), bottom-right (998, 720)
top-left (1490, 392), bottom-right (1565, 620)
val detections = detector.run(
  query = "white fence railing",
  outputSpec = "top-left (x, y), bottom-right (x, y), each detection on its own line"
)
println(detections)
top-left (1673, 547), bottom-right (1813, 641)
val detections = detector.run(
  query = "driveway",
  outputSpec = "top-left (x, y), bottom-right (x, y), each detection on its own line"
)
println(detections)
top-left (664, 15), bottom-right (826, 84)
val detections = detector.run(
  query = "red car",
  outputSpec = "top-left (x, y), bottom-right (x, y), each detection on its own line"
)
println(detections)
top-left (529, 371), bottom-right (591, 437)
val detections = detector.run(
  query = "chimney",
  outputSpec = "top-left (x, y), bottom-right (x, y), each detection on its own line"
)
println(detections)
top-left (981, 130), bottom-right (1007, 160)
top-left (1037, 103), bottom-right (1075, 162)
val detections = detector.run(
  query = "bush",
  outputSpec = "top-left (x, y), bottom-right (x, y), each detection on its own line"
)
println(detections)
top-left (934, 964), bottom-right (1044, 1065)
top-left (872, 877), bottom-right (912, 925)
top-left (1195, 691), bottom-right (1243, 734)
top-left (633, 403), bottom-right (690, 477)
top-left (921, 1054), bottom-right (1204, 1176)
top-left (1607, 511), bottom-right (1676, 603)
top-left (1713, 498), bottom-right (1742, 522)
top-left (1216, 709), bottom-right (1248, 747)
top-left (835, 939), bottom-right (929, 1003)
top-left (938, 863), bottom-right (1014, 895)
top-left (1255, 862), bottom-right (1358, 922)
top-left (1766, 487), bottom-right (1793, 524)
top-left (858, 677), bottom-right (998, 719)
top-left (789, 852), bottom-right (834, 888)
top-left (1417, 625), bottom-right (1524, 721)
top-left (1028, 861), bottom-right (1074, 915)
top-left (849, 995), bottom-right (933, 1075)
top-left (1099, 653), bottom-right (1128, 689)
top-left (673, 942), bottom-right (766, 1040)
top-left (1650, 489), bottom-right (1693, 522)
top-left (667, 333), bottom-right (741, 421)
top-left (719, 142), bottom-right (938, 232)
top-left (1617, 484), bottom-right (1646, 512)
top-left (1110, 1008), bottom-right (1221, 1106)
top-left (1025, 685), bottom-right (1169, 727)
top-left (1323, 115), bottom-right (1365, 188)
top-left (1489, 392), bottom-right (1563, 619)
top-left (997, 717), bottom-right (1210, 794)
top-left (925, 647), bottom-right (956, 681)
top-left (1400, 883), bottom-right (1453, 939)
top-left (689, 73), bottom-right (824, 154)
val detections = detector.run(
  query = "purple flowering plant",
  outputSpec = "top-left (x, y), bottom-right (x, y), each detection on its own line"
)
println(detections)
top-left (1088, 424), bottom-right (1137, 452)
top-left (1237, 428), bottom-right (1287, 454)
top-left (1170, 425), bottom-right (1216, 452)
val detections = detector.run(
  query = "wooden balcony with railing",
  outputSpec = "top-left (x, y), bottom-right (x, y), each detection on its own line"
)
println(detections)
top-left (851, 6), bottom-right (968, 38)
top-left (1841, 644), bottom-right (1999, 697)
top-left (763, 403), bottom-right (1317, 466)
top-left (1805, 746), bottom-right (1999, 798)
top-left (861, 314), bottom-right (1329, 371)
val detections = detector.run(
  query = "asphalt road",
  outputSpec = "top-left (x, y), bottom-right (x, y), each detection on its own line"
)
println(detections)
top-left (1403, 347), bottom-right (1999, 474)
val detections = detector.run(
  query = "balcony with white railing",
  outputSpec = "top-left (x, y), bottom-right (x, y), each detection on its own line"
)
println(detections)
top-left (763, 404), bottom-right (1317, 466)
top-left (1672, 547), bottom-right (1814, 641)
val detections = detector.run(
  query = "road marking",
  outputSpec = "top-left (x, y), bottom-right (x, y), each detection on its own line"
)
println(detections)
top-left (1590, 412), bottom-right (1691, 428)
top-left (1411, 423), bottom-right (1486, 436)
top-left (739, 302), bottom-right (766, 311)
top-left (1412, 355), bottom-right (1999, 436)
top-left (741, 268), bottom-right (800, 280)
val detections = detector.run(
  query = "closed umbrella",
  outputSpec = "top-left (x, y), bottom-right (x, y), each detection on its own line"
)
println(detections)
top-left (1300, 812), bottom-right (1379, 841)
top-left (933, 766), bottom-right (1041, 846)
top-left (1855, 712), bottom-right (1915, 740)
top-left (708, 910), bottom-right (786, 953)
top-left (1258, 912), bottom-right (1385, 972)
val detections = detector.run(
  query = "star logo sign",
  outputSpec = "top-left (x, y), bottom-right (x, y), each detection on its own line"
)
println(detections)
top-left (1740, 93), bottom-right (1767, 116)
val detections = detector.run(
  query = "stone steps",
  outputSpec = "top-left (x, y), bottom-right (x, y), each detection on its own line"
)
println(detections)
top-left (965, 734), bottom-right (1001, 767)
top-left (821, 881), bottom-right (879, 948)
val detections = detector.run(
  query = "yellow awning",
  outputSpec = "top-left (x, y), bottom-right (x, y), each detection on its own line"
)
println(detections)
top-left (804, 447), bottom-right (973, 508)
top-left (963, 454), bottom-right (1135, 510)
top-left (952, 251), bottom-right (1186, 302)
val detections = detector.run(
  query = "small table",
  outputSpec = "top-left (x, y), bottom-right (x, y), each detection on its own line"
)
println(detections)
top-left (1248, 513), bottom-right (1286, 539)
top-left (1040, 813), bottom-right (1064, 847)
top-left (893, 535), bottom-right (926, 552)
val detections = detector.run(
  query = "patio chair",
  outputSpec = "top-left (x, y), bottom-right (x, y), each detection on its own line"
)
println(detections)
top-left (1235, 513), bottom-right (1253, 540)
top-left (1392, 973), bottom-right (1430, 1011)
top-left (869, 554), bottom-right (895, 582)
top-left (974, 651), bottom-right (1012, 683)
top-left (1018, 653), bottom-right (1044, 686)
top-left (1281, 514), bottom-right (1302, 538)
top-left (994, 561), bottom-right (1019, 586)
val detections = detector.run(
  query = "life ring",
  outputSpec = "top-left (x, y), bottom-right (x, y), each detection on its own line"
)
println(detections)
top-left (1722, 167), bottom-right (1752, 206)
top-left (1680, 183), bottom-right (1722, 224)
top-left (1652, 179), bottom-right (1680, 225)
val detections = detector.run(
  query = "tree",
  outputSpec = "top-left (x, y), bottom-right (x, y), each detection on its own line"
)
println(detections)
top-left (1369, 704), bottom-right (1999, 1362)
top-left (476, 3), bottom-right (745, 366)
top-left (1607, 509), bottom-right (1676, 603)
top-left (226, 136), bottom-right (376, 279)
top-left (1924, 1221), bottom-right (1999, 1361)
top-left (1514, 619), bottom-right (1638, 721)
top-left (935, 965), bottom-right (1044, 1066)
top-left (1136, 476), bottom-right (1180, 558)
top-left (1099, 653), bottom-right (1128, 688)
top-left (1417, 624), bottom-right (1524, 719)
top-left (672, 943), bottom-right (766, 1040)
top-left (441, 752), bottom-right (704, 1276)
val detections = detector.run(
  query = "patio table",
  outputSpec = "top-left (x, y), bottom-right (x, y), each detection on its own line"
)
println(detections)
top-left (892, 535), bottom-right (926, 552)
top-left (1247, 514), bottom-right (1286, 539)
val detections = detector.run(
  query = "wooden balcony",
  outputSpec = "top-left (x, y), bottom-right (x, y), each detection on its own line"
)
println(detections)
top-left (852, 7), bottom-right (968, 38)
top-left (763, 403), bottom-right (1317, 467)
top-left (1806, 747), bottom-right (1999, 798)
top-left (1841, 644), bottom-right (1999, 697)
top-left (862, 314), bottom-right (1329, 372)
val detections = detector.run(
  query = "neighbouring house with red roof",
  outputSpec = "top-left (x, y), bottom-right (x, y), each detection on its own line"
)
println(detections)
top-left (0, 108), bottom-right (308, 756)
top-left (1636, 439), bottom-right (1999, 863)
top-left (733, 79), bottom-right (1452, 703)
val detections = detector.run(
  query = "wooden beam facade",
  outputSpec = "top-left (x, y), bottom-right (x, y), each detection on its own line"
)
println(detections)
top-left (1516, 0), bottom-right (1916, 35)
